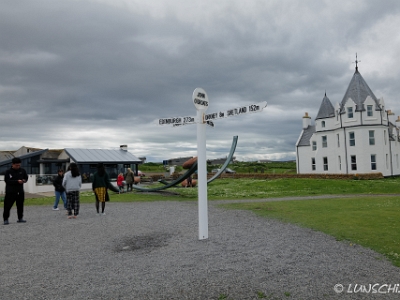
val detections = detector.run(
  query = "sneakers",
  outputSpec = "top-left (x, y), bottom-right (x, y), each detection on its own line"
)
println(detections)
top-left (4, 220), bottom-right (25, 224)
top-left (102, 212), bottom-right (106, 216)
top-left (53, 207), bottom-right (60, 211)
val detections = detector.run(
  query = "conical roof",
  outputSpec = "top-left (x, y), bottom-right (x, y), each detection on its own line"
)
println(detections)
top-left (316, 93), bottom-right (335, 120)
top-left (339, 68), bottom-right (380, 113)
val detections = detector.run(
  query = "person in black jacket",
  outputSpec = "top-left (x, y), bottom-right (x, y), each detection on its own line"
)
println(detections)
top-left (52, 169), bottom-right (67, 211)
top-left (3, 157), bottom-right (28, 225)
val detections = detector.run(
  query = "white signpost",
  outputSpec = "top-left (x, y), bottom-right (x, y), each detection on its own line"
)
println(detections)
top-left (193, 88), bottom-right (209, 240)
top-left (159, 88), bottom-right (267, 240)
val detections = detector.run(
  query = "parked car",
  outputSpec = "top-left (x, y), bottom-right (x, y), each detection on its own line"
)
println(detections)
top-left (211, 169), bottom-right (220, 173)
top-left (138, 170), bottom-right (145, 177)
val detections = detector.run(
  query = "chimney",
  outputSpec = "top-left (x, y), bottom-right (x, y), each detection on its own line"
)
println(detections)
top-left (120, 145), bottom-right (128, 151)
top-left (302, 112), bottom-right (311, 129)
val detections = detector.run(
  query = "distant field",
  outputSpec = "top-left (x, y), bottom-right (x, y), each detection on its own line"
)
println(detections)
top-left (26, 176), bottom-right (400, 202)
top-left (139, 161), bottom-right (297, 175)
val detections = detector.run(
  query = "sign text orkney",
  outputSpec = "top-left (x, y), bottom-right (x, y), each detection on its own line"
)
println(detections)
top-left (158, 101), bottom-right (267, 126)
top-left (204, 101), bottom-right (267, 121)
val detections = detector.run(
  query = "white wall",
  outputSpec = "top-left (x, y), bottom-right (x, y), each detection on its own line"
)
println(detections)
top-left (0, 175), bottom-right (5, 194)
top-left (0, 175), bottom-right (93, 194)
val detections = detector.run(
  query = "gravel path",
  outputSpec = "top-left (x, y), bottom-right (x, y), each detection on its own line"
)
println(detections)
top-left (1, 199), bottom-right (399, 299)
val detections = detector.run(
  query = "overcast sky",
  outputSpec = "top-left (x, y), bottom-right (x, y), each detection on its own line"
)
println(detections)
top-left (1, 0), bottom-right (400, 162)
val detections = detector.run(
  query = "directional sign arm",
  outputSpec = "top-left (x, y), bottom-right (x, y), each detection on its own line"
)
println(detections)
top-left (204, 101), bottom-right (267, 121)
top-left (159, 116), bottom-right (198, 126)
top-left (159, 101), bottom-right (267, 126)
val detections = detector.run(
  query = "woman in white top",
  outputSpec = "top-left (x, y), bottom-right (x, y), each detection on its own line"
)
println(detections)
top-left (62, 163), bottom-right (82, 219)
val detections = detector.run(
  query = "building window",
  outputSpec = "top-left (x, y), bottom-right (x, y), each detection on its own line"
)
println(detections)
top-left (311, 158), bottom-right (316, 171)
top-left (369, 130), bottom-right (375, 145)
top-left (338, 156), bottom-right (341, 170)
top-left (371, 155), bottom-right (377, 170)
top-left (322, 136), bottom-right (327, 148)
top-left (386, 154), bottom-right (389, 169)
top-left (384, 130), bottom-right (387, 145)
top-left (312, 141), bottom-right (317, 151)
top-left (347, 107), bottom-right (353, 118)
top-left (349, 132), bottom-right (355, 146)
top-left (351, 155), bottom-right (357, 171)
top-left (367, 105), bottom-right (373, 117)
top-left (337, 134), bottom-right (340, 147)
top-left (323, 157), bottom-right (328, 171)
top-left (321, 121), bottom-right (325, 128)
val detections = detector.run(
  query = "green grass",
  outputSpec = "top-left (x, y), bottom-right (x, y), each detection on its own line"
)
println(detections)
top-left (24, 190), bottom-right (184, 206)
top-left (25, 177), bottom-right (400, 204)
top-left (168, 177), bottom-right (400, 200)
top-left (228, 161), bottom-right (296, 174)
top-left (138, 161), bottom-right (296, 175)
top-left (220, 196), bottom-right (400, 267)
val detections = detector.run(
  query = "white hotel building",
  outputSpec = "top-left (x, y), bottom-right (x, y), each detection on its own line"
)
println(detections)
top-left (296, 65), bottom-right (400, 177)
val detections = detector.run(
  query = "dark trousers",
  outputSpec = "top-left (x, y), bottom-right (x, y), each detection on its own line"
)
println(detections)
top-left (67, 191), bottom-right (80, 216)
top-left (3, 191), bottom-right (25, 221)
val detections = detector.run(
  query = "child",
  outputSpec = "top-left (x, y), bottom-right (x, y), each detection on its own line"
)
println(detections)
top-left (117, 173), bottom-right (124, 193)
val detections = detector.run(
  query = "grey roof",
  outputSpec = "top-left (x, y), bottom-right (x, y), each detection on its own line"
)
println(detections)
top-left (0, 149), bottom-right (48, 167)
top-left (64, 148), bottom-right (142, 164)
top-left (316, 94), bottom-right (335, 120)
top-left (0, 151), bottom-right (15, 162)
top-left (297, 125), bottom-right (316, 146)
top-left (340, 69), bottom-right (381, 113)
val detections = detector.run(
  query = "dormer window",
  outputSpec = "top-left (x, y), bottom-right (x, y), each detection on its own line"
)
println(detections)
top-left (347, 107), bottom-right (353, 118)
top-left (367, 105), bottom-right (373, 117)
top-left (321, 121), bottom-right (325, 128)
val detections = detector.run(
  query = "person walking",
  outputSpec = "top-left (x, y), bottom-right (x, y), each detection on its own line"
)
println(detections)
top-left (125, 168), bottom-right (134, 192)
top-left (117, 172), bottom-right (124, 193)
top-left (92, 163), bottom-right (110, 215)
top-left (62, 163), bottom-right (82, 219)
top-left (3, 157), bottom-right (28, 225)
top-left (52, 169), bottom-right (67, 211)
top-left (187, 175), bottom-right (193, 188)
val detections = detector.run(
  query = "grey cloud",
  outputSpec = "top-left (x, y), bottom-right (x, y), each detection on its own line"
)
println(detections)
top-left (1, 0), bottom-right (399, 161)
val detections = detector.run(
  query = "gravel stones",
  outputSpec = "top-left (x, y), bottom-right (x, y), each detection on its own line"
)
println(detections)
top-left (1, 200), bottom-right (399, 299)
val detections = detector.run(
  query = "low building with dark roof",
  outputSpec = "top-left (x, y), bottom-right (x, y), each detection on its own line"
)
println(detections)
top-left (0, 145), bottom-right (142, 193)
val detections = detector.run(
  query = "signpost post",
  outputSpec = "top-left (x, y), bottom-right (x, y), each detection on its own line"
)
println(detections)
top-left (192, 88), bottom-right (209, 240)
top-left (159, 88), bottom-right (267, 240)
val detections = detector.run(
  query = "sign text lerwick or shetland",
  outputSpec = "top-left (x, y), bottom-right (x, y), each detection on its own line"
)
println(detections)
top-left (204, 103), bottom-right (264, 121)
